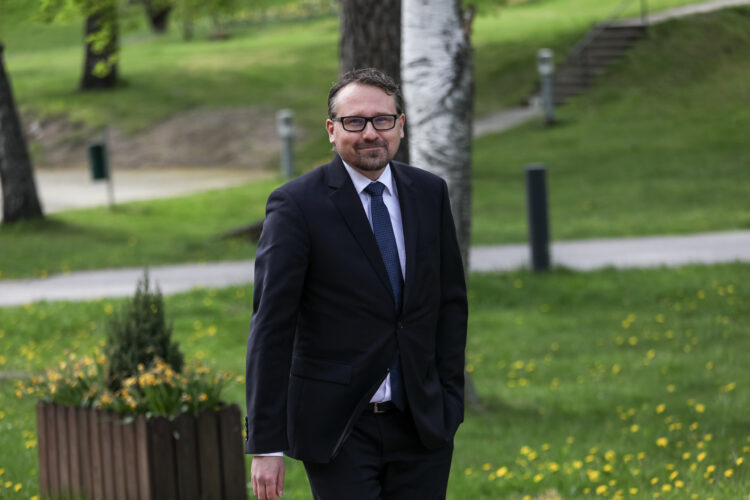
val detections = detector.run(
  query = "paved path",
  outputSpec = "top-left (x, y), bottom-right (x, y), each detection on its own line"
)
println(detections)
top-left (2, 230), bottom-right (749, 307)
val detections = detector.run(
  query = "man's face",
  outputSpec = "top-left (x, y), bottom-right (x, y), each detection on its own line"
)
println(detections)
top-left (326, 83), bottom-right (405, 178)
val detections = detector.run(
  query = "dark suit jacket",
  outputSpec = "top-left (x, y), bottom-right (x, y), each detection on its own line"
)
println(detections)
top-left (245, 155), bottom-right (468, 464)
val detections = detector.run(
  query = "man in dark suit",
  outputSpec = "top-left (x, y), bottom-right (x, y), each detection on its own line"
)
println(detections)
top-left (245, 68), bottom-right (468, 500)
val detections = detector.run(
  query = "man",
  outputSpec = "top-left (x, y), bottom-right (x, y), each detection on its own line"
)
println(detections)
top-left (245, 68), bottom-right (468, 500)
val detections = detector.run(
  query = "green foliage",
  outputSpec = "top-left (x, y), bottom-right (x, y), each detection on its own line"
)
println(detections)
top-left (105, 272), bottom-right (184, 389)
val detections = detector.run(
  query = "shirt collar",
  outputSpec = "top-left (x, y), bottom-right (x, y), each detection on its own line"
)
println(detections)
top-left (342, 160), bottom-right (395, 197)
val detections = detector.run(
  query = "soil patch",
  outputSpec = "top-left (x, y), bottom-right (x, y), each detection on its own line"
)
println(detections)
top-left (24, 106), bottom-right (299, 170)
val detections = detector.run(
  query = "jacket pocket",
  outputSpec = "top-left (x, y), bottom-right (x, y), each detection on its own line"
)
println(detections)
top-left (290, 355), bottom-right (352, 385)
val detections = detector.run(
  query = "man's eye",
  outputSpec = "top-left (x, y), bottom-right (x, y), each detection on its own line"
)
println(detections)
top-left (344, 118), bottom-right (365, 127)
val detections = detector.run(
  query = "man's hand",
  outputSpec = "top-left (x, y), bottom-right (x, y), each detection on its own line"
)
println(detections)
top-left (251, 455), bottom-right (285, 500)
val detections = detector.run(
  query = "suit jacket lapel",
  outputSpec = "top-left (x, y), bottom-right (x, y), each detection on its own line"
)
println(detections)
top-left (326, 156), bottom-right (395, 302)
top-left (391, 162), bottom-right (418, 310)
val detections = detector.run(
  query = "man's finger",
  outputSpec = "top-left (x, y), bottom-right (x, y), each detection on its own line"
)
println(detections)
top-left (277, 465), bottom-right (285, 497)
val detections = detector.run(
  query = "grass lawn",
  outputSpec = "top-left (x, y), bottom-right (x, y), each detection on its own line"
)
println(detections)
top-left (1, 263), bottom-right (748, 498)
top-left (2, 6), bottom-right (749, 278)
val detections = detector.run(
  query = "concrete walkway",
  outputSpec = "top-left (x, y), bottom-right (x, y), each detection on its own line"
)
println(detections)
top-left (2, 230), bottom-right (749, 306)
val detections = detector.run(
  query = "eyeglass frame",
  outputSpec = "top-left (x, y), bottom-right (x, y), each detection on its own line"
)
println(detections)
top-left (330, 114), bottom-right (400, 132)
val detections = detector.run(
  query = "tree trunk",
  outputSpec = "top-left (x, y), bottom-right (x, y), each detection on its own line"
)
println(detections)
top-left (0, 44), bottom-right (44, 224)
top-left (143, 0), bottom-right (173, 33)
top-left (339, 0), bottom-right (409, 163)
top-left (80, 2), bottom-right (119, 91)
top-left (402, 0), bottom-right (478, 407)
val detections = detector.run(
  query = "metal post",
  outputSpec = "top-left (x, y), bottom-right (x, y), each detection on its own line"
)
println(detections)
top-left (536, 48), bottom-right (556, 126)
top-left (276, 109), bottom-right (295, 179)
top-left (525, 164), bottom-right (550, 272)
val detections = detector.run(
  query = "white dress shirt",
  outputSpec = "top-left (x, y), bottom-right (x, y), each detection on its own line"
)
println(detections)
top-left (255, 162), bottom-right (406, 457)
top-left (343, 161), bottom-right (406, 404)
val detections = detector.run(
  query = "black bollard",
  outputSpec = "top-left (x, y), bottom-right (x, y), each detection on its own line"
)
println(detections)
top-left (525, 164), bottom-right (550, 272)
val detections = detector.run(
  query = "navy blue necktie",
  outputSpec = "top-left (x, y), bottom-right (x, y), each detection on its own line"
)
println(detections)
top-left (364, 181), bottom-right (407, 409)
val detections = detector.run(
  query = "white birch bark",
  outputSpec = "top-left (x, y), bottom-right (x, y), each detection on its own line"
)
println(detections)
top-left (402, 0), bottom-right (480, 408)
top-left (402, 0), bottom-right (474, 272)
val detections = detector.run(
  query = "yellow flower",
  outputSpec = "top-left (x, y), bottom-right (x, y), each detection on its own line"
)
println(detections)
top-left (661, 484), bottom-right (671, 492)
top-left (100, 394), bottom-right (113, 404)
top-left (586, 469), bottom-right (600, 481)
top-left (482, 463), bottom-right (490, 471)
top-left (596, 485), bottom-right (607, 494)
top-left (674, 480), bottom-right (684, 488)
top-left (695, 404), bottom-right (706, 413)
top-left (656, 437), bottom-right (668, 447)
top-left (573, 460), bottom-right (583, 469)
top-left (496, 466), bottom-right (508, 477)
top-left (630, 424), bottom-right (640, 433)
top-left (656, 404), bottom-right (666, 414)
top-left (14, 483), bottom-right (22, 491)
top-left (533, 473), bottom-right (543, 483)
top-left (725, 469), bottom-right (733, 478)
top-left (737, 457), bottom-right (744, 466)
top-left (199, 393), bottom-right (208, 402)
top-left (464, 468), bottom-right (472, 476)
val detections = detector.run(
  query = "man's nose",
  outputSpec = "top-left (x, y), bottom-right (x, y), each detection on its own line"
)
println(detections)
top-left (361, 121), bottom-right (379, 138)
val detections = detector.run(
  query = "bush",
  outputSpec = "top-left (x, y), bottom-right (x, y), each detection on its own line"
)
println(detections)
top-left (105, 272), bottom-right (183, 390)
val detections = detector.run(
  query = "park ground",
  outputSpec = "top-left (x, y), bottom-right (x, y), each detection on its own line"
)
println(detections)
top-left (1, 0), bottom-right (749, 498)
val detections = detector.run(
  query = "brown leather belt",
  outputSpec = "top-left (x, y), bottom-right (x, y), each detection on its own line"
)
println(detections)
top-left (367, 401), bottom-right (397, 414)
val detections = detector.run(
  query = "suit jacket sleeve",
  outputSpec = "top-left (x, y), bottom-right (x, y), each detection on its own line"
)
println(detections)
top-left (245, 187), bottom-right (310, 454)
top-left (436, 179), bottom-right (468, 436)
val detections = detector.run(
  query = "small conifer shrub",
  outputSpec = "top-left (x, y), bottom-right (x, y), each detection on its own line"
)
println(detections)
top-left (105, 272), bottom-right (184, 389)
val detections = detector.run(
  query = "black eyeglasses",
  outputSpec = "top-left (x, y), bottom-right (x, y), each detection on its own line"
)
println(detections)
top-left (331, 115), bottom-right (398, 132)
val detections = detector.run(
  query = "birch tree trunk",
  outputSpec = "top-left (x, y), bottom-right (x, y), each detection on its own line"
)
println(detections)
top-left (402, 0), bottom-right (478, 407)
top-left (402, 0), bottom-right (474, 272)
top-left (0, 44), bottom-right (44, 224)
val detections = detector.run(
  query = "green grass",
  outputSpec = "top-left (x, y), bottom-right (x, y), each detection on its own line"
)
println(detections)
top-left (0, 179), bottom-right (288, 279)
top-left (472, 6), bottom-right (750, 244)
top-left (1, 263), bottom-right (748, 498)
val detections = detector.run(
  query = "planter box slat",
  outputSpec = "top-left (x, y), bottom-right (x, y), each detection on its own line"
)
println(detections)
top-left (136, 416), bottom-right (152, 500)
top-left (122, 419), bottom-right (140, 500)
top-left (36, 402), bottom-right (51, 495)
top-left (67, 405), bottom-right (83, 495)
top-left (197, 410), bottom-right (223, 499)
top-left (99, 411), bottom-right (116, 500)
top-left (55, 403), bottom-right (71, 492)
top-left (148, 415), bottom-right (179, 500)
top-left (45, 403), bottom-right (60, 496)
top-left (219, 406), bottom-right (248, 500)
top-left (174, 412), bottom-right (200, 500)
top-left (112, 415), bottom-right (127, 499)
top-left (37, 403), bottom-right (246, 499)
top-left (77, 407), bottom-right (94, 496)
top-left (89, 408), bottom-right (105, 500)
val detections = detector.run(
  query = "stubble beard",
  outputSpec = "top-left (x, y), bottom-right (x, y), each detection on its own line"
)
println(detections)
top-left (351, 141), bottom-right (392, 172)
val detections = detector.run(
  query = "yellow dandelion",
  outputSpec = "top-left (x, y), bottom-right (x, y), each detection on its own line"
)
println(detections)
top-left (725, 469), bottom-right (733, 478)
top-left (656, 404), bottom-right (666, 414)
top-left (596, 485), bottom-right (607, 494)
top-left (199, 393), bottom-right (208, 402)
top-left (533, 473), bottom-right (543, 483)
top-left (496, 466), bottom-right (508, 477)
top-left (656, 437), bottom-right (668, 447)
top-left (695, 404), bottom-right (705, 413)
top-left (650, 477), bottom-right (659, 485)
top-left (736, 457), bottom-right (744, 466)
top-left (630, 424), bottom-right (640, 433)
top-left (674, 480), bottom-right (684, 488)
top-left (464, 468), bottom-right (472, 476)
top-left (661, 484), bottom-right (671, 492)
top-left (629, 488), bottom-right (638, 495)
top-left (586, 470), bottom-right (600, 481)
top-left (573, 460), bottom-right (583, 469)
top-left (482, 463), bottom-right (490, 471)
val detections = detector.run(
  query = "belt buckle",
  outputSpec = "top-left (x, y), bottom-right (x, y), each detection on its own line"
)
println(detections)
top-left (372, 402), bottom-right (387, 414)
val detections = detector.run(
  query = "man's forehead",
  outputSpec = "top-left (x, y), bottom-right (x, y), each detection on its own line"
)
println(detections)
top-left (333, 83), bottom-right (398, 113)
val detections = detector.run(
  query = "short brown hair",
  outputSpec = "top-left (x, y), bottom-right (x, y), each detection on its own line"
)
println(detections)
top-left (327, 68), bottom-right (404, 118)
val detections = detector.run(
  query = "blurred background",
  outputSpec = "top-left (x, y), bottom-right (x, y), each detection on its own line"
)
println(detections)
top-left (0, 0), bottom-right (748, 498)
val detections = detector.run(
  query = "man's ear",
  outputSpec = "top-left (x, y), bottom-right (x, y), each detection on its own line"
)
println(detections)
top-left (399, 114), bottom-right (406, 139)
top-left (326, 119), bottom-right (335, 143)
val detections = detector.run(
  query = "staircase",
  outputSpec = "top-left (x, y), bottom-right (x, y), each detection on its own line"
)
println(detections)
top-left (550, 23), bottom-right (648, 104)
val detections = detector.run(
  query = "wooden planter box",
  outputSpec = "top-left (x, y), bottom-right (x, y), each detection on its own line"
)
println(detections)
top-left (36, 401), bottom-right (247, 500)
